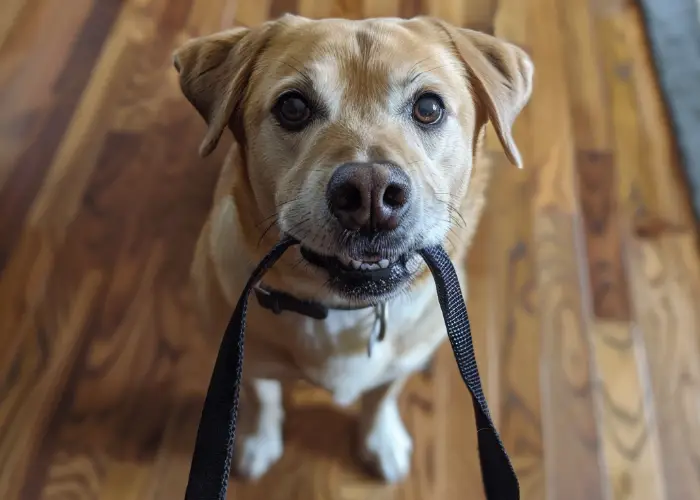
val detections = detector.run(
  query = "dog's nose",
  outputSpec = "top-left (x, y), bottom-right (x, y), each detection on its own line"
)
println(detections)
top-left (327, 162), bottom-right (412, 233)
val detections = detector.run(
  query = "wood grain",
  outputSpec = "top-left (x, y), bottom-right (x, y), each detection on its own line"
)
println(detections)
top-left (590, 320), bottom-right (666, 500)
top-left (528, 0), bottom-right (608, 497)
top-left (1, 0), bottom-right (699, 499)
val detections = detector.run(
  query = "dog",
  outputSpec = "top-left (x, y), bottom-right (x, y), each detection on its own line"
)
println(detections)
top-left (173, 14), bottom-right (533, 483)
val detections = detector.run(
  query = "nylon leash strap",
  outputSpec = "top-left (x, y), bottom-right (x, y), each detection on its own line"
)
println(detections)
top-left (183, 236), bottom-right (519, 500)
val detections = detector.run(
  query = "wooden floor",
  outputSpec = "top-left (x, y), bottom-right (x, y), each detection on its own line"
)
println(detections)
top-left (1, 0), bottom-right (700, 499)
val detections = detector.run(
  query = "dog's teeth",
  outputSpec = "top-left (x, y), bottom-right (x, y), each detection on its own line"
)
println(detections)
top-left (378, 259), bottom-right (390, 269)
top-left (351, 260), bottom-right (362, 269)
top-left (360, 263), bottom-right (371, 270)
top-left (368, 263), bottom-right (380, 270)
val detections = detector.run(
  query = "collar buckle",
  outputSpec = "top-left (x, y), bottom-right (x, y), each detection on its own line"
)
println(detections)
top-left (253, 285), bottom-right (329, 320)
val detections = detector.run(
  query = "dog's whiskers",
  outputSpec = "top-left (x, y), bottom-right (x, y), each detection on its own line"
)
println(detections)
top-left (434, 192), bottom-right (468, 229)
top-left (257, 218), bottom-right (280, 247)
top-left (283, 215), bottom-right (314, 241)
top-left (255, 196), bottom-right (303, 228)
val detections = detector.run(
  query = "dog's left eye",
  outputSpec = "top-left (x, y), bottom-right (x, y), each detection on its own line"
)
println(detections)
top-left (273, 92), bottom-right (312, 131)
top-left (412, 93), bottom-right (445, 125)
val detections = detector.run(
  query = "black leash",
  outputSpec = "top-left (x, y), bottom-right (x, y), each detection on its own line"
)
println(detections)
top-left (183, 236), bottom-right (519, 500)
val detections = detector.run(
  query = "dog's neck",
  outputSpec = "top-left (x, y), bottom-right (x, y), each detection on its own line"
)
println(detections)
top-left (252, 282), bottom-right (389, 357)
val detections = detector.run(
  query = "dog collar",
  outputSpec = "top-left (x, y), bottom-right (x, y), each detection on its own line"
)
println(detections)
top-left (253, 284), bottom-right (389, 356)
top-left (253, 285), bottom-right (334, 320)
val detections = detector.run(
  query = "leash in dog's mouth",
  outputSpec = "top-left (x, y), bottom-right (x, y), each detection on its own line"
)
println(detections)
top-left (299, 245), bottom-right (416, 276)
top-left (298, 245), bottom-right (421, 300)
top-left (182, 235), bottom-right (520, 500)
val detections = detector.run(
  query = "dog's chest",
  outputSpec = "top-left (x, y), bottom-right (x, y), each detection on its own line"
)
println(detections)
top-left (254, 280), bottom-right (448, 406)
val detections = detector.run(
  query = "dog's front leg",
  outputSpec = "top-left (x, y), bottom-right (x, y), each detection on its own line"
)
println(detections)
top-left (358, 375), bottom-right (413, 483)
top-left (234, 378), bottom-right (284, 480)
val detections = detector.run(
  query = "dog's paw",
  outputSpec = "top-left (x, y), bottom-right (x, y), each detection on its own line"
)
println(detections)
top-left (359, 404), bottom-right (413, 483)
top-left (234, 428), bottom-right (284, 480)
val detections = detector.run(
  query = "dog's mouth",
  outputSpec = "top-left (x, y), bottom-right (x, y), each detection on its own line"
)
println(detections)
top-left (300, 246), bottom-right (421, 301)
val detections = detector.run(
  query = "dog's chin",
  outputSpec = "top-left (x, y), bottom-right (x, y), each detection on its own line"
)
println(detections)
top-left (299, 246), bottom-right (423, 304)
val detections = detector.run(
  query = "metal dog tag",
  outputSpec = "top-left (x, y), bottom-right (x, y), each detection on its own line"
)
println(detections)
top-left (367, 302), bottom-right (388, 357)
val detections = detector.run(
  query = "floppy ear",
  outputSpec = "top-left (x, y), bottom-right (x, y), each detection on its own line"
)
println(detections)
top-left (431, 20), bottom-right (534, 168)
top-left (172, 26), bottom-right (270, 157)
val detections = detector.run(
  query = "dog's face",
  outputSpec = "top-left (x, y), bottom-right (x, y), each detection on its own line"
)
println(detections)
top-left (174, 15), bottom-right (532, 303)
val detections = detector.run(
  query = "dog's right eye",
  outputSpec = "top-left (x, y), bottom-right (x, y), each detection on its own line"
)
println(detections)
top-left (273, 92), bottom-right (312, 131)
top-left (412, 93), bottom-right (445, 126)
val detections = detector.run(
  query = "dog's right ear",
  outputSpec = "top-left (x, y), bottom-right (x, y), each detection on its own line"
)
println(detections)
top-left (173, 26), bottom-right (267, 157)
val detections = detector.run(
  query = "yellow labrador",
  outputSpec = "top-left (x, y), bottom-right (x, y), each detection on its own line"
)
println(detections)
top-left (173, 14), bottom-right (532, 482)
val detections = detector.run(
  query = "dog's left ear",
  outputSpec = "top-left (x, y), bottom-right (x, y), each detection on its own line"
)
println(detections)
top-left (431, 20), bottom-right (534, 168)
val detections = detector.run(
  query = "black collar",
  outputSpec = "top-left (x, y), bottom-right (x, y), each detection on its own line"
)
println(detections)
top-left (253, 285), bottom-right (371, 320)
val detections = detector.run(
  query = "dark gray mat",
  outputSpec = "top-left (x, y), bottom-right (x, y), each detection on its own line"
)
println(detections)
top-left (637, 0), bottom-right (700, 221)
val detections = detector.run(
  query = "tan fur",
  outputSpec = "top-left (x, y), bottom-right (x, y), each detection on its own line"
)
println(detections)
top-left (174, 14), bottom-right (533, 482)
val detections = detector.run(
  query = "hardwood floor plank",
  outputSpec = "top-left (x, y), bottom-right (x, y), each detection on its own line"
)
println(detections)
top-left (560, 0), bottom-right (631, 322)
top-left (528, 0), bottom-right (608, 497)
top-left (269, 0), bottom-right (299, 18)
top-left (0, 0), bottom-right (33, 49)
top-left (436, 347), bottom-right (485, 500)
top-left (237, 0), bottom-right (272, 26)
top-left (362, 0), bottom-right (400, 18)
top-left (0, 271), bottom-right (103, 500)
top-left (399, 0), bottom-right (423, 19)
top-left (146, 400), bottom-right (205, 500)
top-left (298, 0), bottom-right (334, 19)
top-left (534, 210), bottom-right (610, 500)
top-left (473, 6), bottom-right (544, 496)
top-left (576, 150), bottom-right (631, 321)
top-left (558, 0), bottom-right (611, 151)
top-left (8, 1), bottom-right (216, 498)
top-left (590, 320), bottom-right (666, 500)
top-left (396, 354), bottom-right (452, 500)
top-left (624, 5), bottom-right (696, 231)
top-left (594, 4), bottom-right (695, 239)
top-left (0, 0), bottom-right (84, 191)
top-left (626, 234), bottom-right (700, 499)
top-left (493, 0), bottom-right (526, 47)
top-left (180, 0), bottom-right (238, 39)
top-left (594, 7), bottom-right (700, 495)
top-left (0, 0), bottom-right (122, 271)
top-left (461, 0), bottom-right (497, 33)
top-left (424, 0), bottom-right (467, 29)
top-left (478, 154), bottom-right (546, 499)
top-left (0, 6), bottom-right (138, 355)
top-left (594, 6), bottom-right (658, 234)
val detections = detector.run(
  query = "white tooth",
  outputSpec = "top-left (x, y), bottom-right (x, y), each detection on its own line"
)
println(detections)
top-left (378, 259), bottom-right (390, 269)
top-left (368, 263), bottom-right (380, 270)
top-left (360, 263), bottom-right (371, 270)
top-left (351, 260), bottom-right (362, 269)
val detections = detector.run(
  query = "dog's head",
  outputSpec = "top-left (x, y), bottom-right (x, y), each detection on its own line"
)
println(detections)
top-left (174, 15), bottom-right (533, 304)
